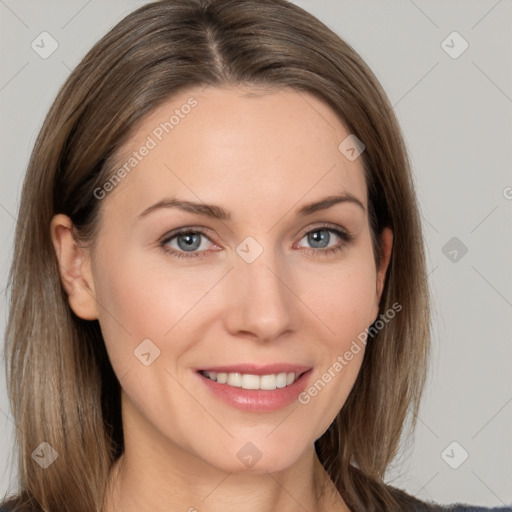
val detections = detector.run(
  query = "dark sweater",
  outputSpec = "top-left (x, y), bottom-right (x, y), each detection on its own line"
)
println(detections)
top-left (436, 507), bottom-right (511, 512)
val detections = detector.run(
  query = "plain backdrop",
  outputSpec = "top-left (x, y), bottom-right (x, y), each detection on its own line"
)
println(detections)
top-left (0, 0), bottom-right (511, 507)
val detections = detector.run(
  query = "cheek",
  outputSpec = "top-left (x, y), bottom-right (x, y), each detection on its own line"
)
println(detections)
top-left (92, 249), bottom-right (212, 371)
top-left (293, 246), bottom-right (378, 431)
top-left (296, 252), bottom-right (378, 340)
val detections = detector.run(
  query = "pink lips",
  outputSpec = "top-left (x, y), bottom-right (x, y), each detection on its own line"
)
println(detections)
top-left (195, 364), bottom-right (313, 413)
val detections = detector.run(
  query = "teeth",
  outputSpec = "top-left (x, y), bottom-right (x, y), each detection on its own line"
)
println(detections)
top-left (202, 371), bottom-right (299, 390)
top-left (276, 373), bottom-right (287, 388)
top-left (261, 374), bottom-right (277, 390)
top-left (227, 372), bottom-right (242, 387)
top-left (242, 374), bottom-right (260, 389)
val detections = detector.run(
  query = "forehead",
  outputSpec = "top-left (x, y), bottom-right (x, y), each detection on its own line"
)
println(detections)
top-left (103, 85), bottom-right (367, 219)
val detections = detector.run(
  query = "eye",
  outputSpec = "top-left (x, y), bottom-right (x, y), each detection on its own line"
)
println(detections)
top-left (295, 225), bottom-right (353, 256)
top-left (160, 229), bottom-right (216, 259)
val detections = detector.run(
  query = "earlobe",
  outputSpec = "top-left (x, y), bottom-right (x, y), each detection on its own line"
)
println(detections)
top-left (50, 214), bottom-right (99, 320)
top-left (376, 227), bottom-right (393, 303)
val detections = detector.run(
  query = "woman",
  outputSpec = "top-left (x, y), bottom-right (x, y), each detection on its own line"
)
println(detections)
top-left (1, 1), bottom-right (509, 511)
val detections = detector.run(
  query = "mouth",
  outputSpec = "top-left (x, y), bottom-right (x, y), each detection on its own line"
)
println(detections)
top-left (196, 365), bottom-right (313, 412)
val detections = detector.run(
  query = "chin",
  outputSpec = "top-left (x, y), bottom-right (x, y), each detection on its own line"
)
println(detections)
top-left (196, 438), bottom-right (311, 475)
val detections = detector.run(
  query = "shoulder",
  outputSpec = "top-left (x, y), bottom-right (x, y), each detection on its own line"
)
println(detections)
top-left (407, 496), bottom-right (511, 512)
top-left (0, 497), bottom-right (28, 512)
top-left (436, 506), bottom-right (511, 512)
top-left (390, 487), bottom-right (511, 512)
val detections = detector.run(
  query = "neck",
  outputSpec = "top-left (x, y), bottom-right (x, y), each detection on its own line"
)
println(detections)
top-left (103, 439), bottom-right (348, 512)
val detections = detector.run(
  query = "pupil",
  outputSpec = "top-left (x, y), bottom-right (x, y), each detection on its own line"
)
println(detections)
top-left (178, 233), bottom-right (200, 251)
top-left (309, 230), bottom-right (329, 248)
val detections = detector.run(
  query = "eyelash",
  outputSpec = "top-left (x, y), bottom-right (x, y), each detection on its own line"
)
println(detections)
top-left (159, 224), bottom-right (354, 260)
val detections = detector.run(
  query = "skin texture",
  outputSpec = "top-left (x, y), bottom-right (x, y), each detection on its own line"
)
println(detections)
top-left (51, 85), bottom-right (393, 512)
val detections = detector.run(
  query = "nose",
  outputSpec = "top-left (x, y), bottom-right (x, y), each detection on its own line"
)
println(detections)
top-left (223, 247), bottom-right (298, 343)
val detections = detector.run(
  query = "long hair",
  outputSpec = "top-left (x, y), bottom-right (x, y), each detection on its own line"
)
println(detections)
top-left (3, 1), bottom-right (431, 510)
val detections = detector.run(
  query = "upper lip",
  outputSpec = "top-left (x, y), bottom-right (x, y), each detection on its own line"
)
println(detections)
top-left (198, 364), bottom-right (312, 376)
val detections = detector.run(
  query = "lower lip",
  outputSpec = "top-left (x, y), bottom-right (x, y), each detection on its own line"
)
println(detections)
top-left (197, 370), bottom-right (313, 412)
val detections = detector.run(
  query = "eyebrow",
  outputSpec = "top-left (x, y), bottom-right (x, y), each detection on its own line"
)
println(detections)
top-left (138, 193), bottom-right (365, 221)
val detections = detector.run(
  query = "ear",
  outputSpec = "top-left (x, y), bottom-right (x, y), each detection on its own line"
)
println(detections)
top-left (375, 227), bottom-right (393, 305)
top-left (50, 214), bottom-right (99, 320)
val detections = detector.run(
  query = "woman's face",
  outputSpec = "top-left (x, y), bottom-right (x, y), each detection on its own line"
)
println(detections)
top-left (64, 85), bottom-right (392, 474)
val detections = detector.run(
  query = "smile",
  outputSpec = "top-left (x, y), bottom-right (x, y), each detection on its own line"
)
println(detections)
top-left (196, 366), bottom-right (313, 412)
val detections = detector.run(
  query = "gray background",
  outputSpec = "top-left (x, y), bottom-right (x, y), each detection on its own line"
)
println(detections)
top-left (1, 0), bottom-right (511, 507)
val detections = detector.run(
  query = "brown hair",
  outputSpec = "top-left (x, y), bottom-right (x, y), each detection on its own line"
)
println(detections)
top-left (3, 1), bottom-right (432, 511)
